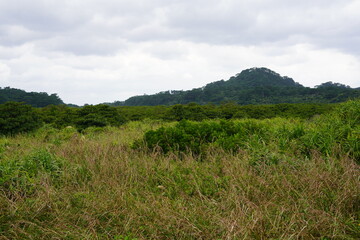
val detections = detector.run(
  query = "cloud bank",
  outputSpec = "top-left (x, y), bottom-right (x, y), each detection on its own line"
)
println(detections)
top-left (0, 0), bottom-right (359, 104)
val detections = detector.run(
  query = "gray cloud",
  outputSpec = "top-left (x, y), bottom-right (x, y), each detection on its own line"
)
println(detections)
top-left (1, 0), bottom-right (358, 55)
top-left (0, 0), bottom-right (359, 105)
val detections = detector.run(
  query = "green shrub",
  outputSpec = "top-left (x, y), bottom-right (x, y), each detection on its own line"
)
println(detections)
top-left (75, 104), bottom-right (127, 132)
top-left (135, 100), bottom-right (360, 163)
top-left (76, 113), bottom-right (108, 132)
top-left (134, 119), bottom-right (273, 156)
top-left (0, 102), bottom-right (42, 136)
top-left (0, 149), bottom-right (64, 196)
top-left (38, 104), bottom-right (78, 129)
top-left (298, 99), bottom-right (360, 161)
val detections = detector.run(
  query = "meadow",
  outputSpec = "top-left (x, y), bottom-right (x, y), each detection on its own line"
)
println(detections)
top-left (0, 100), bottom-right (359, 239)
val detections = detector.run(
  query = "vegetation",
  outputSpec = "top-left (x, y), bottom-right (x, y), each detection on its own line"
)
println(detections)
top-left (2, 68), bottom-right (359, 108)
top-left (0, 100), bottom-right (359, 239)
top-left (0, 101), bottom-right (336, 135)
top-left (38, 102), bottom-right (335, 129)
top-left (0, 102), bottom-right (42, 136)
top-left (111, 68), bottom-right (360, 106)
top-left (135, 100), bottom-right (360, 163)
top-left (0, 87), bottom-right (64, 107)
top-left (75, 104), bottom-right (127, 132)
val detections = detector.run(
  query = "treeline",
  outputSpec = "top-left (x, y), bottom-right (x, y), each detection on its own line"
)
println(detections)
top-left (111, 68), bottom-right (360, 106)
top-left (0, 101), bottom-right (336, 135)
top-left (0, 87), bottom-right (64, 107)
top-left (118, 84), bottom-right (360, 106)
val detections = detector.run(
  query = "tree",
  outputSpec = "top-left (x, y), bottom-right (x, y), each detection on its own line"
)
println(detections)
top-left (0, 87), bottom-right (64, 107)
top-left (0, 102), bottom-right (42, 135)
top-left (75, 104), bottom-right (126, 131)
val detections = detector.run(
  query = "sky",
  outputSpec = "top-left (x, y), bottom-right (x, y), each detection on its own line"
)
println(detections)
top-left (1, 0), bottom-right (360, 105)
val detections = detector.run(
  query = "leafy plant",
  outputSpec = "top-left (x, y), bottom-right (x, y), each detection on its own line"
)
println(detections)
top-left (0, 149), bottom-right (64, 197)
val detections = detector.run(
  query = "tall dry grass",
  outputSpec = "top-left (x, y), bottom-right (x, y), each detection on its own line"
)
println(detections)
top-left (0, 117), bottom-right (359, 239)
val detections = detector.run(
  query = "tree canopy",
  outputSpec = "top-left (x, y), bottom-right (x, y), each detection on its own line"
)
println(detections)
top-left (0, 102), bottom-right (42, 135)
top-left (109, 68), bottom-right (360, 106)
top-left (0, 87), bottom-right (64, 107)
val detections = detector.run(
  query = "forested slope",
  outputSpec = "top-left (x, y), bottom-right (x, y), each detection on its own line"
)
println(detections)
top-left (112, 67), bottom-right (360, 106)
top-left (0, 87), bottom-right (64, 107)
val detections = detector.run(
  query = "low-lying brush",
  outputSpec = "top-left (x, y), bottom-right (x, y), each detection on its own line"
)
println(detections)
top-left (135, 100), bottom-right (360, 164)
top-left (0, 100), bottom-right (359, 239)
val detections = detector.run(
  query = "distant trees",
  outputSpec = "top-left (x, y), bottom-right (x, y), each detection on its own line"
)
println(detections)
top-left (0, 100), bottom-right (339, 135)
top-left (0, 87), bottom-right (64, 107)
top-left (37, 104), bottom-right (128, 132)
top-left (167, 103), bottom-right (210, 121)
top-left (111, 68), bottom-right (360, 106)
top-left (39, 105), bottom-right (77, 129)
top-left (75, 104), bottom-right (126, 132)
top-left (0, 102), bottom-right (42, 135)
top-left (316, 82), bottom-right (350, 88)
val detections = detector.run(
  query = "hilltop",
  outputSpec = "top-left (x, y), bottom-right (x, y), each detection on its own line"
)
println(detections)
top-left (0, 87), bottom-right (64, 107)
top-left (110, 67), bottom-right (360, 106)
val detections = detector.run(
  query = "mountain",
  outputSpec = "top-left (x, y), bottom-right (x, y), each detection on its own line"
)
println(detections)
top-left (0, 87), bottom-right (64, 107)
top-left (110, 67), bottom-right (360, 106)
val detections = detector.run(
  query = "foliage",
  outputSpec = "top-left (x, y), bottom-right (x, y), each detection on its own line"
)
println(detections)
top-left (75, 104), bottom-right (127, 132)
top-left (111, 68), bottom-right (360, 106)
top-left (38, 104), bottom-right (78, 129)
top-left (0, 109), bottom-right (360, 240)
top-left (135, 119), bottom-right (272, 156)
top-left (36, 102), bottom-right (334, 131)
top-left (121, 102), bottom-right (333, 122)
top-left (136, 100), bottom-right (360, 163)
top-left (0, 149), bottom-right (64, 197)
top-left (0, 102), bottom-right (43, 135)
top-left (117, 105), bottom-right (168, 121)
top-left (0, 104), bottom-right (359, 239)
top-left (300, 99), bottom-right (360, 162)
top-left (38, 104), bottom-right (128, 131)
top-left (0, 87), bottom-right (64, 107)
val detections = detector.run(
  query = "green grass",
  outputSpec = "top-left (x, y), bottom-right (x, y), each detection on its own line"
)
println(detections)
top-left (0, 101), bottom-right (359, 239)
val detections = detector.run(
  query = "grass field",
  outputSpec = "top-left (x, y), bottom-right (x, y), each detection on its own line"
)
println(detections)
top-left (0, 101), bottom-right (359, 239)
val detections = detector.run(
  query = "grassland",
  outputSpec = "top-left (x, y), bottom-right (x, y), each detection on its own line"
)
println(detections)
top-left (0, 101), bottom-right (359, 239)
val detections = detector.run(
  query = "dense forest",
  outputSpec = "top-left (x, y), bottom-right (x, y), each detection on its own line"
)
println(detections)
top-left (0, 87), bottom-right (64, 107)
top-left (110, 68), bottom-right (360, 106)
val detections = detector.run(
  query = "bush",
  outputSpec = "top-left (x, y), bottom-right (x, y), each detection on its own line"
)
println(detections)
top-left (75, 104), bottom-right (127, 131)
top-left (0, 102), bottom-right (42, 135)
top-left (135, 100), bottom-right (360, 163)
top-left (0, 149), bottom-right (64, 197)
top-left (38, 105), bottom-right (77, 129)
top-left (134, 119), bottom-right (272, 156)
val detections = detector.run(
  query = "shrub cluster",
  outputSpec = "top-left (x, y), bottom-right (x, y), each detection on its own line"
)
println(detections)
top-left (135, 100), bottom-right (360, 163)
top-left (39, 102), bottom-right (335, 129)
top-left (120, 102), bottom-right (334, 121)
top-left (0, 149), bottom-right (64, 198)
top-left (0, 100), bottom-right (347, 136)
top-left (134, 120), bottom-right (271, 156)
top-left (0, 102), bottom-right (42, 136)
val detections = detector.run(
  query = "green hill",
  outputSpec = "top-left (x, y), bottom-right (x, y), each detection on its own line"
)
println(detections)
top-left (0, 87), bottom-right (64, 107)
top-left (112, 67), bottom-right (360, 106)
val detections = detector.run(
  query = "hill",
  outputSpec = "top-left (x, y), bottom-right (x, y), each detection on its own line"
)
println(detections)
top-left (110, 67), bottom-right (360, 106)
top-left (0, 87), bottom-right (64, 107)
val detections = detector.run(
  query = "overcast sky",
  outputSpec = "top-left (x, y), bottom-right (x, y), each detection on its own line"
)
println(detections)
top-left (1, 0), bottom-right (360, 105)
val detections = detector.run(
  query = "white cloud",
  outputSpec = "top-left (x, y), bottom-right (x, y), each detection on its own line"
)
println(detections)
top-left (0, 63), bottom-right (11, 83)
